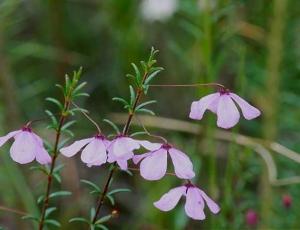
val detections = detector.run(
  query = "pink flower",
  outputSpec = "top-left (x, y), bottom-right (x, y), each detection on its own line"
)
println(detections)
top-left (154, 183), bottom-right (220, 220)
top-left (107, 135), bottom-right (158, 170)
top-left (282, 194), bottom-right (292, 209)
top-left (189, 88), bottom-right (261, 129)
top-left (0, 127), bottom-right (51, 164)
top-left (245, 209), bottom-right (258, 226)
top-left (133, 143), bottom-right (195, 180)
top-left (60, 134), bottom-right (110, 167)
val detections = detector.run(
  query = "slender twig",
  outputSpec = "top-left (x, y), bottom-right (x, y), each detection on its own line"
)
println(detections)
top-left (72, 102), bottom-right (102, 134)
top-left (38, 100), bottom-right (71, 230)
top-left (0, 205), bottom-right (28, 216)
top-left (91, 72), bottom-right (149, 224)
top-left (149, 83), bottom-right (226, 89)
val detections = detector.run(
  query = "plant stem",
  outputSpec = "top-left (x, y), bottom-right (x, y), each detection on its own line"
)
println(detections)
top-left (149, 83), bottom-right (225, 89)
top-left (91, 73), bottom-right (149, 224)
top-left (38, 99), bottom-right (71, 230)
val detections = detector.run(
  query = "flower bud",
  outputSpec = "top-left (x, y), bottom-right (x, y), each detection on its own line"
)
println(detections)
top-left (245, 209), bottom-right (258, 227)
top-left (282, 194), bottom-right (292, 209)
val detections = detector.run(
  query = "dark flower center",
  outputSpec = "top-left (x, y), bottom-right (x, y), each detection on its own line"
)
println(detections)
top-left (219, 87), bottom-right (230, 95)
top-left (161, 143), bottom-right (172, 150)
top-left (95, 134), bottom-right (105, 140)
top-left (22, 126), bottom-right (32, 132)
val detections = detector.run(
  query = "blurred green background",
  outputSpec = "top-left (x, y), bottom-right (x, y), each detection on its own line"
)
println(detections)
top-left (0, 0), bottom-right (300, 229)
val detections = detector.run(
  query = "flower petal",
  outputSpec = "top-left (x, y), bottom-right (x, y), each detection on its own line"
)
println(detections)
top-left (140, 149), bottom-right (168, 180)
top-left (189, 93), bottom-right (220, 120)
top-left (169, 148), bottom-right (195, 179)
top-left (138, 140), bottom-right (162, 151)
top-left (132, 152), bottom-right (152, 164)
top-left (60, 138), bottom-right (93, 157)
top-left (0, 130), bottom-right (21, 147)
top-left (230, 93), bottom-right (261, 120)
top-left (108, 137), bottom-right (140, 159)
top-left (217, 95), bottom-right (240, 129)
top-left (35, 146), bottom-right (52, 165)
top-left (200, 190), bottom-right (220, 214)
top-left (185, 187), bottom-right (206, 220)
top-left (117, 159), bottom-right (128, 170)
top-left (81, 139), bottom-right (107, 166)
top-left (154, 186), bottom-right (185, 211)
top-left (10, 132), bottom-right (36, 164)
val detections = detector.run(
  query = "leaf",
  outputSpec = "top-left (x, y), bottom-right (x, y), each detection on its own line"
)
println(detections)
top-left (61, 120), bottom-right (77, 131)
top-left (44, 219), bottom-right (61, 227)
top-left (131, 63), bottom-right (141, 84)
top-left (106, 195), bottom-right (115, 206)
top-left (53, 173), bottom-right (61, 183)
top-left (129, 85), bottom-right (136, 106)
top-left (49, 191), bottom-right (72, 199)
top-left (144, 67), bottom-right (164, 85)
top-left (130, 131), bottom-right (147, 137)
top-left (90, 208), bottom-right (96, 221)
top-left (37, 195), bottom-right (45, 204)
top-left (95, 214), bottom-right (112, 224)
top-left (81, 179), bottom-right (101, 193)
top-left (45, 207), bottom-right (57, 218)
top-left (107, 188), bottom-right (131, 196)
top-left (30, 165), bottom-right (49, 175)
top-left (45, 110), bottom-right (58, 127)
top-left (53, 164), bottom-right (64, 173)
top-left (46, 97), bottom-right (63, 110)
top-left (69, 217), bottom-right (90, 224)
top-left (136, 108), bottom-right (155, 115)
top-left (73, 81), bottom-right (87, 95)
top-left (22, 215), bottom-right (39, 221)
top-left (136, 100), bottom-right (156, 110)
top-left (95, 224), bottom-right (109, 230)
top-left (103, 119), bottom-right (120, 134)
top-left (112, 97), bottom-right (129, 107)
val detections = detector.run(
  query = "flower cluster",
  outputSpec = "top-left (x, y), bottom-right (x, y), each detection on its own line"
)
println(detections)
top-left (0, 87), bottom-right (261, 223)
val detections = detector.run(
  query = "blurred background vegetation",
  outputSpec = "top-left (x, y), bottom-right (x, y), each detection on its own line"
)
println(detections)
top-left (0, 0), bottom-right (300, 229)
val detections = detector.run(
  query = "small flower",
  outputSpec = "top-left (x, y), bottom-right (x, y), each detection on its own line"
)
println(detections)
top-left (189, 88), bottom-right (261, 129)
top-left (282, 194), bottom-right (292, 209)
top-left (140, 0), bottom-right (178, 22)
top-left (133, 143), bottom-right (195, 180)
top-left (60, 134), bottom-right (110, 167)
top-left (107, 135), bottom-right (158, 170)
top-left (245, 209), bottom-right (258, 226)
top-left (154, 183), bottom-right (220, 220)
top-left (0, 126), bottom-right (51, 164)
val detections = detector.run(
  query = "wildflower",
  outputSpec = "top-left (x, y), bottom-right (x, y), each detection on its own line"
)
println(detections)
top-left (60, 134), bottom-right (110, 167)
top-left (0, 126), bottom-right (51, 164)
top-left (245, 209), bottom-right (258, 226)
top-left (133, 143), bottom-right (195, 180)
top-left (140, 0), bottom-right (178, 22)
top-left (189, 88), bottom-right (261, 129)
top-left (154, 183), bottom-right (220, 220)
top-left (282, 194), bottom-right (292, 209)
top-left (107, 135), bottom-right (159, 170)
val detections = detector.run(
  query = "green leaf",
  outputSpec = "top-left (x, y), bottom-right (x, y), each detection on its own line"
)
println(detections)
top-left (103, 119), bottom-right (120, 134)
top-left (144, 68), bottom-right (163, 85)
top-left (30, 165), bottom-right (49, 175)
top-left (129, 85), bottom-right (136, 106)
top-left (69, 217), bottom-right (90, 224)
top-left (81, 179), bottom-right (101, 192)
top-left (53, 164), bottom-right (64, 173)
top-left (136, 100), bottom-right (156, 110)
top-left (22, 215), bottom-right (39, 221)
top-left (131, 63), bottom-right (141, 84)
top-left (45, 207), bottom-right (57, 218)
top-left (112, 97), bottom-right (129, 107)
top-left (46, 97), bottom-right (63, 110)
top-left (106, 195), bottom-right (115, 206)
top-left (61, 120), bottom-right (76, 131)
top-left (37, 195), bottom-right (45, 204)
top-left (45, 110), bottom-right (58, 127)
top-left (90, 208), bottom-right (96, 221)
top-left (107, 188), bottom-right (131, 196)
top-left (130, 131), bottom-right (147, 137)
top-left (73, 81), bottom-right (87, 95)
top-left (49, 191), bottom-right (72, 199)
top-left (136, 108), bottom-right (155, 115)
top-left (95, 224), bottom-right (109, 230)
top-left (53, 173), bottom-right (61, 183)
top-left (95, 214), bottom-right (112, 224)
top-left (44, 219), bottom-right (61, 227)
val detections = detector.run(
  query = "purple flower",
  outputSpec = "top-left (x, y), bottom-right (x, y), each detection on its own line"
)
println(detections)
top-left (245, 209), bottom-right (258, 226)
top-left (60, 134), bottom-right (110, 167)
top-left (107, 135), bottom-right (159, 170)
top-left (133, 143), bottom-right (195, 180)
top-left (189, 89), bottom-right (261, 129)
top-left (0, 127), bottom-right (51, 164)
top-left (282, 194), bottom-right (292, 209)
top-left (154, 183), bottom-right (220, 220)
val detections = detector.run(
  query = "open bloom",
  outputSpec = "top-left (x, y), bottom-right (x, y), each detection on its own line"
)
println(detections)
top-left (133, 143), bottom-right (195, 180)
top-left (0, 127), bottom-right (51, 164)
top-left (189, 88), bottom-right (261, 129)
top-left (107, 135), bottom-right (159, 170)
top-left (154, 183), bottom-right (220, 220)
top-left (60, 134), bottom-right (110, 167)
